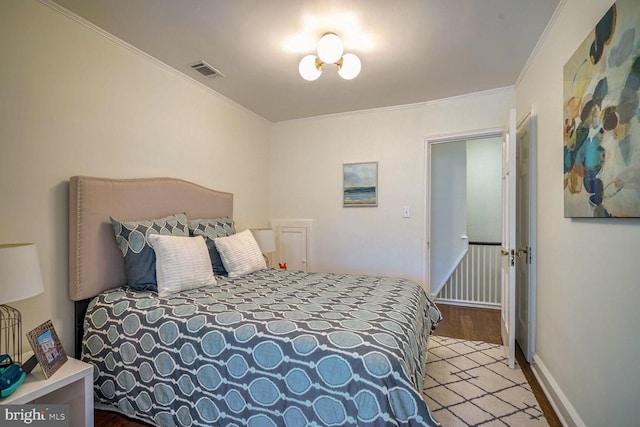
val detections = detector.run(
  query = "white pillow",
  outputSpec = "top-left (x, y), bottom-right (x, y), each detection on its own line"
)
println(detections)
top-left (214, 229), bottom-right (266, 277)
top-left (148, 234), bottom-right (216, 297)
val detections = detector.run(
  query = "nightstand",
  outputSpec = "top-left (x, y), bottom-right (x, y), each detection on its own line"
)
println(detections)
top-left (0, 357), bottom-right (94, 427)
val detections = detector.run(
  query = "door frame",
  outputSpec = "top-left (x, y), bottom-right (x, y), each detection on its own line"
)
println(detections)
top-left (424, 116), bottom-right (537, 366)
top-left (502, 109), bottom-right (517, 369)
top-left (424, 128), bottom-right (503, 297)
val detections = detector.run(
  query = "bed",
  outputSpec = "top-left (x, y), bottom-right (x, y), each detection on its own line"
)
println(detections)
top-left (69, 176), bottom-right (442, 427)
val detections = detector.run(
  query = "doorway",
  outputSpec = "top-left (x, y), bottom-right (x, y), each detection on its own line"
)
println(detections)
top-left (426, 130), bottom-right (503, 301)
top-left (425, 120), bottom-right (536, 362)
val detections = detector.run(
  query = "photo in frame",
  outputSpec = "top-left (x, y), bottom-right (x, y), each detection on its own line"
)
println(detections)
top-left (26, 320), bottom-right (67, 378)
top-left (343, 162), bottom-right (378, 207)
top-left (563, 0), bottom-right (640, 217)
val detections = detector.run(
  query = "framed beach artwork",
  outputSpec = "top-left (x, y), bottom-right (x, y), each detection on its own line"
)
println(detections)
top-left (563, 0), bottom-right (640, 217)
top-left (343, 162), bottom-right (378, 207)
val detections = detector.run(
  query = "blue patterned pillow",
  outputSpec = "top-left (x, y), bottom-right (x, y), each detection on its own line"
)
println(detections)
top-left (111, 213), bottom-right (188, 291)
top-left (188, 216), bottom-right (235, 276)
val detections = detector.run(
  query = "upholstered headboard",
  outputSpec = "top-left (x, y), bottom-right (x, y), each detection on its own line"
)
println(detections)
top-left (68, 176), bottom-right (233, 301)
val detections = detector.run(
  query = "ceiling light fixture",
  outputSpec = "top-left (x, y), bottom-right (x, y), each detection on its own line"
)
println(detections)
top-left (299, 33), bottom-right (361, 81)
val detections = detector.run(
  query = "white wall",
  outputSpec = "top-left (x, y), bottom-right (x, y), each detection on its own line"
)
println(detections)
top-left (270, 89), bottom-right (514, 287)
top-left (0, 1), bottom-right (271, 354)
top-left (430, 140), bottom-right (467, 292)
top-left (467, 137), bottom-right (502, 242)
top-left (516, 0), bottom-right (640, 425)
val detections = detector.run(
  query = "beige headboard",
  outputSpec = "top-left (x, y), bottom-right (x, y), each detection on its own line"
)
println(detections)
top-left (69, 176), bottom-right (233, 301)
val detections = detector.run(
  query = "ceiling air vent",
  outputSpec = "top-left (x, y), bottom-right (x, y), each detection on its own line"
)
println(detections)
top-left (190, 61), bottom-right (223, 79)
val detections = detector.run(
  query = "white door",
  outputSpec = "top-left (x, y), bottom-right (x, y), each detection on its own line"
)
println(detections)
top-left (515, 109), bottom-right (536, 363)
top-left (501, 108), bottom-right (517, 369)
top-left (276, 227), bottom-right (307, 272)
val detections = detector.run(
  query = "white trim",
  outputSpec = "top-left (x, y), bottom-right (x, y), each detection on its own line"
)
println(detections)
top-left (434, 298), bottom-right (500, 310)
top-left (527, 105), bottom-right (538, 360)
top-left (532, 353), bottom-right (586, 427)
top-left (274, 87), bottom-right (515, 125)
top-left (37, 0), bottom-right (269, 125)
top-left (515, 0), bottom-right (568, 86)
top-left (426, 128), bottom-right (503, 145)
top-left (423, 141), bottom-right (431, 294)
top-left (421, 141), bottom-right (429, 294)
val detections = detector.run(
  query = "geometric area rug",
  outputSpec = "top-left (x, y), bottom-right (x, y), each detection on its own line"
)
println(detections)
top-left (424, 336), bottom-right (549, 426)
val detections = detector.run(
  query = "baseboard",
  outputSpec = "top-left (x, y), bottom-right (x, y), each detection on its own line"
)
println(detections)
top-left (434, 298), bottom-right (500, 310)
top-left (531, 353), bottom-right (586, 427)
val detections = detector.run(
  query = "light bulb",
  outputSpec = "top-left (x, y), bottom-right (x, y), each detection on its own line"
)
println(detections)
top-left (299, 55), bottom-right (322, 81)
top-left (338, 53), bottom-right (361, 80)
top-left (317, 33), bottom-right (343, 64)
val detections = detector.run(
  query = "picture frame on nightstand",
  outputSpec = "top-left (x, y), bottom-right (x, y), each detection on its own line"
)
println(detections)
top-left (26, 320), bottom-right (67, 379)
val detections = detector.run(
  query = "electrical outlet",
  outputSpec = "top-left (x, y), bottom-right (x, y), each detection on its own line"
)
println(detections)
top-left (402, 206), bottom-right (411, 218)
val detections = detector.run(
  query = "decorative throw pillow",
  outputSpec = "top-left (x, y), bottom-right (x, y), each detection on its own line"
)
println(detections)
top-left (188, 216), bottom-right (236, 276)
top-left (110, 213), bottom-right (188, 291)
top-left (147, 234), bottom-right (216, 297)
top-left (213, 229), bottom-right (266, 277)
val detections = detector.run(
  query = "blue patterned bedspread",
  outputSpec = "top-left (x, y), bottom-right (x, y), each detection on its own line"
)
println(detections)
top-left (82, 269), bottom-right (442, 426)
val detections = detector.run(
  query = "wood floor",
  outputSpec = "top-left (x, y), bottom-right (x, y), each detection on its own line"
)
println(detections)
top-left (95, 303), bottom-right (561, 426)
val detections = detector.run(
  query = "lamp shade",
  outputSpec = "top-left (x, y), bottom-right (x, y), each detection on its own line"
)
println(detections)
top-left (250, 229), bottom-right (276, 254)
top-left (0, 243), bottom-right (45, 305)
top-left (317, 33), bottom-right (343, 64)
top-left (338, 53), bottom-right (362, 80)
top-left (299, 55), bottom-right (322, 81)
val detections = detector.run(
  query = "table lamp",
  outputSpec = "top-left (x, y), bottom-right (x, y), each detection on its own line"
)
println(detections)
top-left (0, 243), bottom-right (45, 365)
top-left (250, 229), bottom-right (276, 267)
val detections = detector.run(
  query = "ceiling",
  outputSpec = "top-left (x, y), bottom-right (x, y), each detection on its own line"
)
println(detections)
top-left (50, 0), bottom-right (560, 122)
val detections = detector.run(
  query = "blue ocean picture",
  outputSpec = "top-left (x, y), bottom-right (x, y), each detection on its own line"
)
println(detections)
top-left (343, 162), bottom-right (377, 206)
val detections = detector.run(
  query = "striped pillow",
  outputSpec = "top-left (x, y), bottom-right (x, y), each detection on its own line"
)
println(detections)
top-left (110, 213), bottom-right (188, 291)
top-left (148, 234), bottom-right (216, 297)
top-left (214, 229), bottom-right (266, 277)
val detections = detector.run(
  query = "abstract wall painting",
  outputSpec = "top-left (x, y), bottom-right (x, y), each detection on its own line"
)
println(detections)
top-left (343, 162), bottom-right (378, 207)
top-left (563, 0), bottom-right (640, 217)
